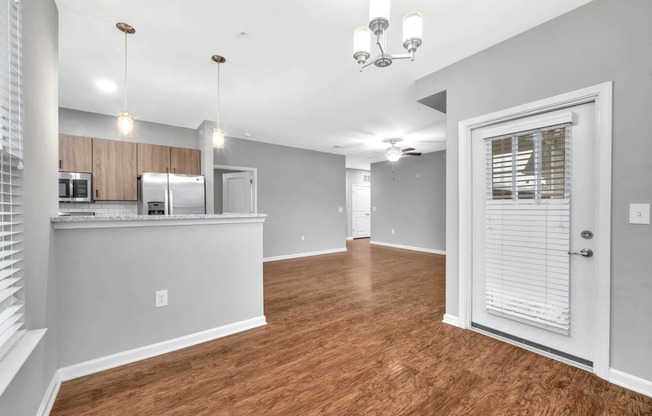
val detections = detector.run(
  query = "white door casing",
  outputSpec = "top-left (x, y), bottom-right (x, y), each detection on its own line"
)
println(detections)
top-left (471, 104), bottom-right (595, 365)
top-left (457, 82), bottom-right (613, 379)
top-left (223, 171), bottom-right (253, 214)
top-left (352, 185), bottom-right (371, 238)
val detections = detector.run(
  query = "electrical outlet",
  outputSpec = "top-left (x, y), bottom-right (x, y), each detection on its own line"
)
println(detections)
top-left (301, 235), bottom-right (305, 241)
top-left (155, 290), bottom-right (168, 308)
top-left (338, 207), bottom-right (343, 213)
top-left (416, 173), bottom-right (421, 178)
top-left (391, 229), bottom-right (395, 235)
top-left (372, 206), bottom-right (377, 212)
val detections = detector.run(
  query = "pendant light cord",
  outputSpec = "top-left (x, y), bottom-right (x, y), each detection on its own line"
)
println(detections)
top-left (124, 31), bottom-right (128, 112)
top-left (217, 62), bottom-right (221, 128)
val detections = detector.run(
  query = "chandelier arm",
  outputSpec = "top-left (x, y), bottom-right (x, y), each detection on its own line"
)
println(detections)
top-left (362, 60), bottom-right (376, 69)
top-left (376, 32), bottom-right (385, 56)
top-left (390, 53), bottom-right (413, 60)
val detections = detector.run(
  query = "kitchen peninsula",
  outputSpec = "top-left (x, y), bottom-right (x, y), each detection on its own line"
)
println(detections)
top-left (51, 213), bottom-right (267, 375)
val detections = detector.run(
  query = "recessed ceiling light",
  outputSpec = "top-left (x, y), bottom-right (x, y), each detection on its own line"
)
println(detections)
top-left (245, 133), bottom-right (252, 137)
top-left (96, 79), bottom-right (117, 93)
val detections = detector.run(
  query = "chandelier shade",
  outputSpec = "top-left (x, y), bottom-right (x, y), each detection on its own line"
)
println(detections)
top-left (116, 22), bottom-right (136, 136)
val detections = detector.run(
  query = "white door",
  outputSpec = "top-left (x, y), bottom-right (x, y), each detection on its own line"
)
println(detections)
top-left (223, 171), bottom-right (253, 214)
top-left (471, 103), bottom-right (597, 365)
top-left (352, 185), bottom-right (371, 238)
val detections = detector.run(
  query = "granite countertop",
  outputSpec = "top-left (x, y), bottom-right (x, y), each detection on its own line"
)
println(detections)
top-left (51, 213), bottom-right (268, 224)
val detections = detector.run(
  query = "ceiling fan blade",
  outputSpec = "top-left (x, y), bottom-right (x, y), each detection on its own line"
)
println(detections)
top-left (401, 147), bottom-right (415, 153)
top-left (403, 152), bottom-right (422, 156)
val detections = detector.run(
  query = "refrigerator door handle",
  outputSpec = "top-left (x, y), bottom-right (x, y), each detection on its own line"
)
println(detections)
top-left (164, 187), bottom-right (169, 215)
top-left (169, 188), bottom-right (174, 215)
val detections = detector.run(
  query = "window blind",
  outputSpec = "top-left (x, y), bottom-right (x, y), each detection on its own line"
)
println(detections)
top-left (484, 124), bottom-right (572, 334)
top-left (0, 0), bottom-right (24, 360)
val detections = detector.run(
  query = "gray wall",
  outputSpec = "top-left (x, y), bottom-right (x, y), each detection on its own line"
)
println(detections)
top-left (370, 152), bottom-right (446, 251)
top-left (215, 138), bottom-right (346, 258)
top-left (0, 0), bottom-right (60, 414)
top-left (213, 168), bottom-right (240, 214)
top-left (415, 0), bottom-right (652, 381)
top-left (55, 222), bottom-right (264, 366)
top-left (345, 168), bottom-right (370, 238)
top-left (59, 107), bottom-right (200, 149)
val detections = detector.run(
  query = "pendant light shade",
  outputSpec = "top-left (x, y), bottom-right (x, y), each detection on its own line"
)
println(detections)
top-left (402, 12), bottom-right (423, 52)
top-left (369, 0), bottom-right (390, 24)
top-left (212, 55), bottom-right (226, 149)
top-left (353, 27), bottom-right (371, 64)
top-left (116, 22), bottom-right (136, 137)
top-left (212, 127), bottom-right (225, 149)
top-left (117, 111), bottom-right (134, 137)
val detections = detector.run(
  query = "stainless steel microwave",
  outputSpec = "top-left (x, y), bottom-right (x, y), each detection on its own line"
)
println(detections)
top-left (59, 172), bottom-right (92, 203)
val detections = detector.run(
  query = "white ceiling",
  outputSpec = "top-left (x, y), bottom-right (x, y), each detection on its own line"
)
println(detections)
top-left (56, 0), bottom-right (593, 169)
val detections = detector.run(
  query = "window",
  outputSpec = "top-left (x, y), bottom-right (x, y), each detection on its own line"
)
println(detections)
top-left (484, 124), bottom-right (572, 334)
top-left (0, 0), bottom-right (24, 360)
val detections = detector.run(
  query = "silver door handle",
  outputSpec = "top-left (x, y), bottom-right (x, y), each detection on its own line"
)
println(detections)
top-left (568, 248), bottom-right (593, 258)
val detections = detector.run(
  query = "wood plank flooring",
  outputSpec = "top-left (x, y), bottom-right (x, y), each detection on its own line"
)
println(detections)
top-left (51, 239), bottom-right (652, 415)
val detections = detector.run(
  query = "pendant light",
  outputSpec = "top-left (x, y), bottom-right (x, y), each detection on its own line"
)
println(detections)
top-left (212, 55), bottom-right (226, 149)
top-left (116, 22), bottom-right (135, 136)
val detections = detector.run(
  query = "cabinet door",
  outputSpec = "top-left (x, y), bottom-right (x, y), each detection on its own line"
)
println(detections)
top-left (137, 143), bottom-right (170, 174)
top-left (92, 139), bottom-right (137, 201)
top-left (59, 134), bottom-right (93, 173)
top-left (170, 147), bottom-right (201, 175)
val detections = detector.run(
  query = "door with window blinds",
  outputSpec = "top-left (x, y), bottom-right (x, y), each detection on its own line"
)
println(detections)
top-left (472, 104), bottom-right (597, 364)
top-left (0, 0), bottom-right (24, 360)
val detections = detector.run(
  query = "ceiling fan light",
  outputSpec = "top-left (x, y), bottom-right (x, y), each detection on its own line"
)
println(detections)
top-left (386, 146), bottom-right (402, 162)
top-left (117, 111), bottom-right (134, 137)
top-left (213, 127), bottom-right (225, 149)
top-left (402, 12), bottom-right (423, 52)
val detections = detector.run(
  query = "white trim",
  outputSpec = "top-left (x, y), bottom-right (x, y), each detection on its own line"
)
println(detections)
top-left (346, 237), bottom-right (354, 241)
top-left (263, 248), bottom-right (347, 263)
top-left (214, 164), bottom-right (258, 214)
top-left (457, 81), bottom-right (613, 379)
top-left (58, 316), bottom-right (266, 381)
top-left (369, 240), bottom-right (446, 255)
top-left (0, 328), bottom-right (46, 396)
top-left (609, 368), bottom-right (652, 399)
top-left (442, 314), bottom-right (460, 327)
top-left (36, 371), bottom-right (61, 416)
top-left (478, 110), bottom-right (575, 139)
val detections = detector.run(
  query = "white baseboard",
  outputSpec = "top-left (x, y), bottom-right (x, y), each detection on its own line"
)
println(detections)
top-left (58, 316), bottom-right (266, 382)
top-left (36, 370), bottom-right (60, 416)
top-left (442, 314), bottom-right (461, 327)
top-left (346, 237), bottom-right (354, 241)
top-left (609, 368), bottom-right (652, 398)
top-left (263, 248), bottom-right (347, 262)
top-left (369, 240), bottom-right (446, 255)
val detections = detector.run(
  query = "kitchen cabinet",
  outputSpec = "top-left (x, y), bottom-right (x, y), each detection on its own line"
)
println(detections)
top-left (59, 134), bottom-right (92, 173)
top-left (92, 138), bottom-right (137, 201)
top-left (170, 147), bottom-right (201, 175)
top-left (137, 143), bottom-right (170, 174)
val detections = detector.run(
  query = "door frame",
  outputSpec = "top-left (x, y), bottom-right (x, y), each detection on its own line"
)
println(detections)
top-left (457, 82), bottom-right (613, 379)
top-left (352, 184), bottom-right (371, 238)
top-left (214, 164), bottom-right (258, 214)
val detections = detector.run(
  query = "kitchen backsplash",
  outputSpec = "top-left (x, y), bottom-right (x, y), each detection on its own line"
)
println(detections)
top-left (59, 201), bottom-right (138, 216)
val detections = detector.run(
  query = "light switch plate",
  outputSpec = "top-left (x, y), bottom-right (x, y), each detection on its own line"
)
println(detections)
top-left (629, 203), bottom-right (650, 225)
top-left (338, 207), bottom-right (343, 213)
top-left (372, 206), bottom-right (377, 212)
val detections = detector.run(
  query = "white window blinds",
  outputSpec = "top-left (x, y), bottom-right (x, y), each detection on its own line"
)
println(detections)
top-left (484, 124), bottom-right (571, 334)
top-left (0, 0), bottom-right (24, 359)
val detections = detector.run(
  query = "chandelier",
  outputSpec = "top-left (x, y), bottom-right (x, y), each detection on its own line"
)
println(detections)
top-left (353, 0), bottom-right (423, 71)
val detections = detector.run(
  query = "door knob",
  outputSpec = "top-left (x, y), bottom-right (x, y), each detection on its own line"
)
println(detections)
top-left (568, 248), bottom-right (593, 258)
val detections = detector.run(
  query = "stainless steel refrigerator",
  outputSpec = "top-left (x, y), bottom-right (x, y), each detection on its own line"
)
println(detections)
top-left (138, 173), bottom-right (205, 215)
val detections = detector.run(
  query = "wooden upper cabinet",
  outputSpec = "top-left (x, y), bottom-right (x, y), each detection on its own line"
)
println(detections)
top-left (137, 143), bottom-right (170, 174)
top-left (59, 134), bottom-right (93, 173)
top-left (92, 138), bottom-right (138, 201)
top-left (170, 147), bottom-right (201, 175)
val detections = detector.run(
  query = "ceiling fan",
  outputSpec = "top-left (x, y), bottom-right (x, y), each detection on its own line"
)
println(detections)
top-left (385, 139), bottom-right (422, 162)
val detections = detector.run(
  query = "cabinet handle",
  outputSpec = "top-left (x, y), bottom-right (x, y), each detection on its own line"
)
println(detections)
top-left (59, 160), bottom-right (62, 169)
top-left (173, 168), bottom-right (176, 173)
top-left (95, 189), bottom-right (98, 198)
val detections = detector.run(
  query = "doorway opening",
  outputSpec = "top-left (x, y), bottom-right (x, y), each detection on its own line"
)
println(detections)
top-left (213, 165), bottom-right (257, 214)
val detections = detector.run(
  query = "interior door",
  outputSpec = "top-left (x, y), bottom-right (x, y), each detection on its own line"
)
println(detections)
top-left (471, 103), bottom-right (596, 365)
top-left (223, 172), bottom-right (253, 214)
top-left (352, 185), bottom-right (371, 238)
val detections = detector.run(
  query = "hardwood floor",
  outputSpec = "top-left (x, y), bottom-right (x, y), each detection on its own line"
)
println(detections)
top-left (51, 240), bottom-right (652, 415)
